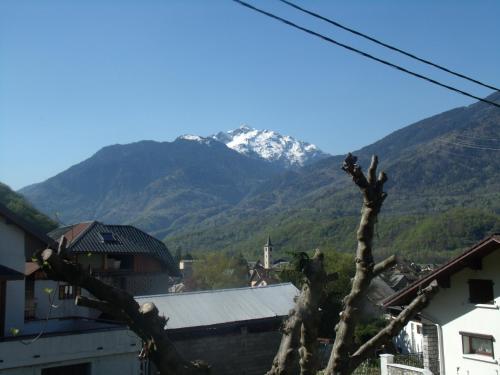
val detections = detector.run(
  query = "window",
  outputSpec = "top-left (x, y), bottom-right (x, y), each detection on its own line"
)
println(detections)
top-left (58, 284), bottom-right (81, 300)
top-left (468, 279), bottom-right (494, 304)
top-left (100, 232), bottom-right (116, 243)
top-left (461, 332), bottom-right (494, 357)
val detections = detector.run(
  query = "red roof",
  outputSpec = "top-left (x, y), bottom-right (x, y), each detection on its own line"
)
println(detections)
top-left (383, 234), bottom-right (500, 307)
top-left (61, 222), bottom-right (94, 243)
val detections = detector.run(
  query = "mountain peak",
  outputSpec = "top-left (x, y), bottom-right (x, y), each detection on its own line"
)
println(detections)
top-left (212, 126), bottom-right (329, 169)
top-left (237, 123), bottom-right (254, 131)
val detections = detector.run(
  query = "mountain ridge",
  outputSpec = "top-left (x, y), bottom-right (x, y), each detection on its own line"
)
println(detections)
top-left (18, 92), bottom-right (500, 261)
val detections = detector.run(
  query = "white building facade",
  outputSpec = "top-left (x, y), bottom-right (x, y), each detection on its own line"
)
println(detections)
top-left (385, 235), bottom-right (500, 375)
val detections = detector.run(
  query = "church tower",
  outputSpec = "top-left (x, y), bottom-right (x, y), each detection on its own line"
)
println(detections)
top-left (263, 236), bottom-right (273, 270)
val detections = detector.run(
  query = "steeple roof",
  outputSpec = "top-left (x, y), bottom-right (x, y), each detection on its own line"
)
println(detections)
top-left (265, 236), bottom-right (273, 247)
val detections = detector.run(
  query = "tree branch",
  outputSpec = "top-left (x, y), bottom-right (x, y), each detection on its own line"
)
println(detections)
top-left (326, 154), bottom-right (388, 374)
top-left (348, 281), bottom-right (439, 372)
top-left (372, 255), bottom-right (397, 277)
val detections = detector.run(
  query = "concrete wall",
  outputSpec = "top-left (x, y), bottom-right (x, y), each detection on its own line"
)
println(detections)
top-left (173, 330), bottom-right (282, 375)
top-left (423, 249), bottom-right (500, 375)
top-left (0, 328), bottom-right (141, 375)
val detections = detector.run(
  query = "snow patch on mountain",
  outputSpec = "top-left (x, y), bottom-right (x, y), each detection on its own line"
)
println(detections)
top-left (177, 134), bottom-right (216, 146)
top-left (211, 125), bottom-right (328, 168)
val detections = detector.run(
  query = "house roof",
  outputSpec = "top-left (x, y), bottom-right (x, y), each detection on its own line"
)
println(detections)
top-left (0, 264), bottom-right (24, 280)
top-left (135, 283), bottom-right (299, 330)
top-left (0, 203), bottom-right (56, 248)
top-left (48, 221), bottom-right (179, 275)
top-left (383, 234), bottom-right (500, 307)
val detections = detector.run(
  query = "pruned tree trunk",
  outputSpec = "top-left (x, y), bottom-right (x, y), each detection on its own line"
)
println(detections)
top-left (37, 248), bottom-right (210, 375)
top-left (267, 250), bottom-right (328, 375)
top-left (322, 154), bottom-right (438, 375)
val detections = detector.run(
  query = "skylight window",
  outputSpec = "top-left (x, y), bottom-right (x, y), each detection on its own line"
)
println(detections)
top-left (100, 232), bottom-right (116, 243)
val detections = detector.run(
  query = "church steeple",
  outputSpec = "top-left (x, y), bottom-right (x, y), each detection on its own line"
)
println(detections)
top-left (264, 236), bottom-right (273, 269)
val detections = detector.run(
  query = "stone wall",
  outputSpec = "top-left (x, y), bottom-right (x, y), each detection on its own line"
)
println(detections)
top-left (173, 329), bottom-right (282, 375)
top-left (387, 365), bottom-right (426, 375)
top-left (422, 323), bottom-right (439, 374)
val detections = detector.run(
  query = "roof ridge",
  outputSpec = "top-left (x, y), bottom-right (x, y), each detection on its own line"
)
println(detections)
top-left (383, 234), bottom-right (500, 307)
top-left (67, 220), bottom-right (98, 248)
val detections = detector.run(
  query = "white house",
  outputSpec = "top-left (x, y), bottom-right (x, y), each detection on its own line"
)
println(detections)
top-left (384, 234), bottom-right (500, 375)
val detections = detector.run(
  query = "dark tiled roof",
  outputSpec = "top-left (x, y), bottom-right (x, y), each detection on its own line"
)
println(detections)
top-left (49, 221), bottom-right (179, 276)
top-left (383, 234), bottom-right (500, 307)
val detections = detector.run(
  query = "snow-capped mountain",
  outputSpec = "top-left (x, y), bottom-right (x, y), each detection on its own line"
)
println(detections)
top-left (211, 125), bottom-right (329, 169)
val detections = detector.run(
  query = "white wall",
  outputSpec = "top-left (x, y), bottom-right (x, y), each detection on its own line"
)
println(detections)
top-left (0, 328), bottom-right (141, 375)
top-left (423, 249), bottom-right (500, 375)
top-left (33, 280), bottom-right (98, 321)
top-left (0, 217), bottom-right (26, 272)
top-left (394, 320), bottom-right (423, 354)
top-left (0, 217), bottom-right (27, 336)
top-left (4, 280), bottom-right (25, 336)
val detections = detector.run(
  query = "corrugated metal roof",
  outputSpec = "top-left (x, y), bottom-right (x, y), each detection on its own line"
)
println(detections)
top-left (135, 283), bottom-right (299, 330)
top-left (48, 221), bottom-right (179, 275)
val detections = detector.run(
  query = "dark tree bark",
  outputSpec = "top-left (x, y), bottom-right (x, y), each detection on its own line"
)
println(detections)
top-left (266, 250), bottom-right (329, 375)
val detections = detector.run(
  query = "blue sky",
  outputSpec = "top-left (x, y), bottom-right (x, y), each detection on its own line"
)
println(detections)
top-left (1, 0), bottom-right (499, 189)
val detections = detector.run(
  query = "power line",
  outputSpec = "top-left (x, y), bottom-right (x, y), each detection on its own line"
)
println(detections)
top-left (232, 0), bottom-right (500, 109)
top-left (278, 0), bottom-right (500, 92)
top-left (436, 138), bottom-right (500, 151)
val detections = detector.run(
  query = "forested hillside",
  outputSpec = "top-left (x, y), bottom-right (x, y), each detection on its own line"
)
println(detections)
top-left (0, 182), bottom-right (58, 233)
top-left (167, 92), bottom-right (500, 262)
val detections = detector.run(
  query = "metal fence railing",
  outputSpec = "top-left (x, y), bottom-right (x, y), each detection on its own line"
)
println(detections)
top-left (393, 352), bottom-right (424, 368)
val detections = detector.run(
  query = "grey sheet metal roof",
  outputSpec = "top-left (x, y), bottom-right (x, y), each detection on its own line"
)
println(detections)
top-left (135, 283), bottom-right (299, 330)
top-left (48, 221), bottom-right (179, 275)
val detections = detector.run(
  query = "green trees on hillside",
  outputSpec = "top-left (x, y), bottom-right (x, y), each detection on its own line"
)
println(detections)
top-left (185, 252), bottom-right (249, 291)
top-left (0, 182), bottom-right (57, 233)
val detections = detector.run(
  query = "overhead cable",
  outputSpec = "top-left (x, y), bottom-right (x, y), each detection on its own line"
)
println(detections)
top-left (278, 0), bottom-right (500, 92)
top-left (232, 0), bottom-right (500, 109)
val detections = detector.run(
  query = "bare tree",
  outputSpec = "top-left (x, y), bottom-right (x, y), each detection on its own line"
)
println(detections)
top-left (35, 154), bottom-right (438, 375)
top-left (323, 154), bottom-right (438, 374)
top-left (265, 154), bottom-right (438, 375)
